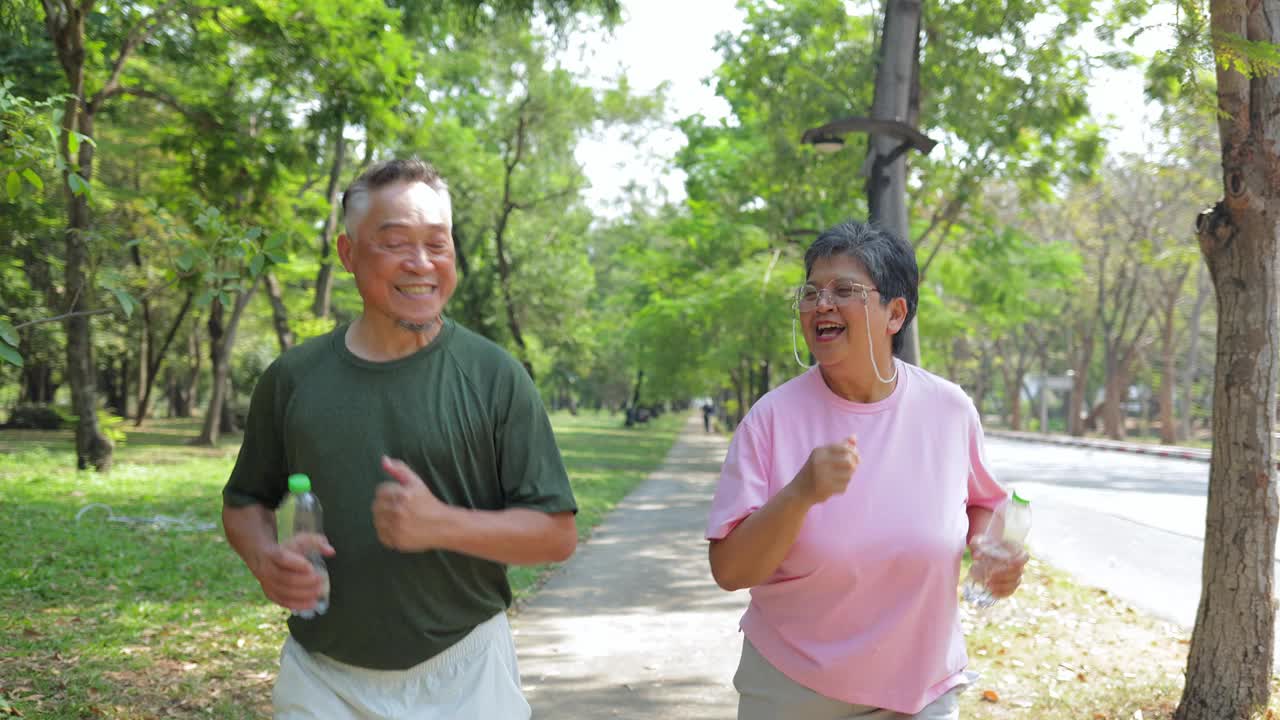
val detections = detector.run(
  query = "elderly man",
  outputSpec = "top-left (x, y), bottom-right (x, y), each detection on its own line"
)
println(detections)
top-left (222, 158), bottom-right (578, 719)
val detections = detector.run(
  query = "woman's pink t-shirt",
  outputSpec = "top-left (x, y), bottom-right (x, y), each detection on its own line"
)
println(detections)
top-left (706, 360), bottom-right (1007, 714)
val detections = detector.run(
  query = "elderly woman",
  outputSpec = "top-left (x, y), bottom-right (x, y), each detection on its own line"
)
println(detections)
top-left (706, 220), bottom-right (1026, 720)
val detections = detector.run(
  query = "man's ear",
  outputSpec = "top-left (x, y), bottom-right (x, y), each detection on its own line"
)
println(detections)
top-left (337, 232), bottom-right (355, 272)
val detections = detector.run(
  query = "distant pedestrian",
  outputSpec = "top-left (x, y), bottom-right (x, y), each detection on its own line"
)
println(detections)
top-left (706, 220), bottom-right (1027, 719)
top-left (702, 402), bottom-right (715, 433)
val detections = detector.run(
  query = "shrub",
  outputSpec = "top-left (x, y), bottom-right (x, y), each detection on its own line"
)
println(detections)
top-left (4, 403), bottom-right (64, 429)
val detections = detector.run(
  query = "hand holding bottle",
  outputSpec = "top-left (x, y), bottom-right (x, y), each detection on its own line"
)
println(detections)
top-left (963, 491), bottom-right (1031, 608)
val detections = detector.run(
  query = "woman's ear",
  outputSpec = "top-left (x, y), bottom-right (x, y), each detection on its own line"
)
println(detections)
top-left (887, 297), bottom-right (908, 334)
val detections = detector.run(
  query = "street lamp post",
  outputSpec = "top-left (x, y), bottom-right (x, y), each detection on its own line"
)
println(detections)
top-left (800, 117), bottom-right (937, 365)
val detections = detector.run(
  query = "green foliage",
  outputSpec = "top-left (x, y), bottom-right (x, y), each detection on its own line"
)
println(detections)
top-left (0, 80), bottom-right (61, 201)
top-left (0, 317), bottom-right (19, 368)
top-left (53, 408), bottom-right (128, 445)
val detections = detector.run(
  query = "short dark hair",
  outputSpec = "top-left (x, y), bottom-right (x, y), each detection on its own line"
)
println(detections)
top-left (341, 158), bottom-right (451, 239)
top-left (803, 220), bottom-right (918, 355)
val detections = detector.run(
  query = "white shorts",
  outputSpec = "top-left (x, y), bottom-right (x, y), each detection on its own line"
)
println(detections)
top-left (272, 612), bottom-right (530, 720)
top-left (735, 638), bottom-right (965, 720)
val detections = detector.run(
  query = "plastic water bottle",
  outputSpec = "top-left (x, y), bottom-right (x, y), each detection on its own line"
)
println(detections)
top-left (279, 473), bottom-right (330, 618)
top-left (963, 491), bottom-right (1031, 609)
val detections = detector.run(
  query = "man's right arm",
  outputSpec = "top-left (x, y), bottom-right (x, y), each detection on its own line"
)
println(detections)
top-left (223, 503), bottom-right (331, 612)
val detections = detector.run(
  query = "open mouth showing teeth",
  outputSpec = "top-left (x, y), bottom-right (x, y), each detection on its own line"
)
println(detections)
top-left (397, 285), bottom-right (436, 297)
top-left (816, 322), bottom-right (845, 338)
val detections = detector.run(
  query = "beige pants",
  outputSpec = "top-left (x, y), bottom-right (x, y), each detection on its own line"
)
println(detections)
top-left (734, 638), bottom-right (965, 720)
top-left (272, 612), bottom-right (530, 720)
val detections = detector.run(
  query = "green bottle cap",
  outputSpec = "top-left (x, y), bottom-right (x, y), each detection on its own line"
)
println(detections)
top-left (1012, 490), bottom-right (1029, 506)
top-left (288, 473), bottom-right (311, 493)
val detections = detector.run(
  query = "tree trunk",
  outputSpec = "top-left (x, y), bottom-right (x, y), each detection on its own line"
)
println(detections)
top-left (1067, 319), bottom-right (1095, 437)
top-left (866, 0), bottom-right (923, 366)
top-left (1102, 353), bottom-right (1127, 440)
top-left (1158, 294), bottom-right (1179, 444)
top-left (195, 280), bottom-right (259, 445)
top-left (1180, 264), bottom-right (1211, 442)
top-left (311, 124), bottom-right (346, 319)
top-left (179, 319), bottom-right (202, 418)
top-left (136, 300), bottom-right (150, 420)
top-left (134, 291), bottom-right (193, 426)
top-left (20, 360), bottom-right (57, 404)
top-left (1176, 2), bottom-right (1280, 715)
top-left (494, 111), bottom-right (533, 379)
top-left (264, 272), bottom-right (296, 352)
top-left (972, 344), bottom-right (992, 417)
top-left (47, 3), bottom-right (112, 470)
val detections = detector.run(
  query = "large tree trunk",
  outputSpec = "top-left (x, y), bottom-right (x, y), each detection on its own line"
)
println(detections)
top-left (311, 124), bottom-right (346, 319)
top-left (47, 3), bottom-right (112, 470)
top-left (866, 0), bottom-right (923, 365)
top-left (195, 280), bottom-right (259, 446)
top-left (1176, 2), bottom-right (1280, 716)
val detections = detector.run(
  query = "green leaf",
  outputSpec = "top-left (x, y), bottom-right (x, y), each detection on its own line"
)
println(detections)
top-left (0, 340), bottom-right (23, 368)
top-left (110, 288), bottom-right (135, 319)
top-left (0, 318), bottom-right (17, 346)
top-left (21, 168), bottom-right (42, 191)
top-left (176, 252), bottom-right (194, 272)
top-left (67, 172), bottom-right (88, 196)
top-left (6, 171), bottom-right (19, 201)
top-left (68, 130), bottom-right (79, 156)
top-left (249, 253), bottom-right (265, 277)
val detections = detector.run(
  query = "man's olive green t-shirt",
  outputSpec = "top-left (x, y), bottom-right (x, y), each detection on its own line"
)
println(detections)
top-left (222, 320), bottom-right (576, 670)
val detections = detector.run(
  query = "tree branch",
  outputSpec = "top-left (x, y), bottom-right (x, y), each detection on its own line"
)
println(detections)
top-left (89, 0), bottom-right (187, 112)
top-left (108, 86), bottom-right (218, 129)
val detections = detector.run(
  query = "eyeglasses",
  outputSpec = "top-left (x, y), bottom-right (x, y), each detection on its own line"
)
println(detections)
top-left (795, 279), bottom-right (879, 312)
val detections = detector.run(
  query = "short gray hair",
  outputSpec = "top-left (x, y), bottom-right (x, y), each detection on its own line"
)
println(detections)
top-left (341, 158), bottom-right (451, 241)
top-left (804, 220), bottom-right (918, 356)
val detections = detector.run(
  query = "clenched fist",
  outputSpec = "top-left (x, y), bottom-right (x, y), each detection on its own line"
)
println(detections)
top-left (794, 435), bottom-right (860, 505)
top-left (372, 456), bottom-right (454, 552)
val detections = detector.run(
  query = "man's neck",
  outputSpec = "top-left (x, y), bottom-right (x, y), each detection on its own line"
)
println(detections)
top-left (345, 314), bottom-right (442, 362)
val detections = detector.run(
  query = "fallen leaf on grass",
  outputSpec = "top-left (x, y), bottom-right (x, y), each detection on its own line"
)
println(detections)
top-left (981, 689), bottom-right (1000, 703)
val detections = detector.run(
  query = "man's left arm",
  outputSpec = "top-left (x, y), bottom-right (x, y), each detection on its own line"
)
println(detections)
top-left (373, 456), bottom-right (577, 564)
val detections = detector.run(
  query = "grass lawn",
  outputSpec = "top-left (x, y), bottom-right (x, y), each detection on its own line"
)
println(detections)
top-left (0, 409), bottom-right (683, 719)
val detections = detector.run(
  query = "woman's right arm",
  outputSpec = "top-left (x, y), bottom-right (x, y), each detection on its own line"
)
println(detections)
top-left (708, 435), bottom-right (859, 591)
top-left (708, 481), bottom-right (818, 591)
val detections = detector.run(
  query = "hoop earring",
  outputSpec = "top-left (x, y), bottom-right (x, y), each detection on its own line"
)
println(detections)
top-left (792, 315), bottom-right (815, 369)
top-left (864, 301), bottom-right (898, 384)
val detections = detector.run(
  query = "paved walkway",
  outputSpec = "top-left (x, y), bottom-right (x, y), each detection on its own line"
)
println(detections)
top-left (513, 414), bottom-right (745, 719)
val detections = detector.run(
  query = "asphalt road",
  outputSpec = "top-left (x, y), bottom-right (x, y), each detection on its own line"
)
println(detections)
top-left (984, 436), bottom-right (1280, 656)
